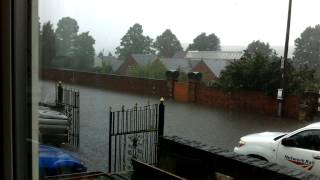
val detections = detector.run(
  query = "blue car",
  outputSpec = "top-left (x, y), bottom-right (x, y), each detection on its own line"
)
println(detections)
top-left (39, 145), bottom-right (87, 178)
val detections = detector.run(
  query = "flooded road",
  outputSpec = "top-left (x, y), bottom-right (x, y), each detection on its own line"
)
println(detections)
top-left (40, 81), bottom-right (309, 171)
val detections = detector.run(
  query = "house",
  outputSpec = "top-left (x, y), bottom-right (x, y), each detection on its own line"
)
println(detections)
top-left (103, 58), bottom-right (124, 74)
top-left (185, 51), bottom-right (243, 60)
top-left (186, 51), bottom-right (243, 81)
top-left (172, 51), bottom-right (187, 58)
top-left (117, 54), bottom-right (158, 75)
top-left (94, 55), bottom-right (124, 74)
top-left (159, 58), bottom-right (198, 73)
top-left (191, 59), bottom-right (232, 82)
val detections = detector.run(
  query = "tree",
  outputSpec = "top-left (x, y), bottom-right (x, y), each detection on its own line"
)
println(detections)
top-left (40, 21), bottom-right (56, 68)
top-left (73, 32), bottom-right (95, 70)
top-left (95, 61), bottom-right (113, 74)
top-left (128, 61), bottom-right (167, 79)
top-left (116, 23), bottom-right (154, 60)
top-left (244, 40), bottom-right (275, 58)
top-left (154, 29), bottom-right (183, 57)
top-left (55, 17), bottom-right (79, 57)
top-left (98, 50), bottom-right (104, 60)
top-left (187, 33), bottom-right (221, 51)
top-left (293, 25), bottom-right (320, 76)
top-left (215, 43), bottom-right (317, 95)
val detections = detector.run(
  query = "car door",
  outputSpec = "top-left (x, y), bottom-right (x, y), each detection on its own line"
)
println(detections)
top-left (276, 130), bottom-right (320, 176)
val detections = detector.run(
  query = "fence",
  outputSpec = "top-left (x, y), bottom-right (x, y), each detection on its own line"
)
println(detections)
top-left (55, 82), bottom-right (80, 148)
top-left (108, 100), bottom-right (165, 173)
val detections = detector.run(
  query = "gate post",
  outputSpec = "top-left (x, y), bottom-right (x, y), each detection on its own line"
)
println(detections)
top-left (158, 98), bottom-right (165, 166)
top-left (158, 98), bottom-right (165, 137)
top-left (188, 72), bottom-right (202, 102)
top-left (56, 81), bottom-right (63, 106)
top-left (108, 107), bottom-right (112, 173)
top-left (166, 70), bottom-right (179, 99)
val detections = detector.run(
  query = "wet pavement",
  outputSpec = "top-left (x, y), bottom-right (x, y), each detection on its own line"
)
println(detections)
top-left (40, 81), bottom-right (311, 172)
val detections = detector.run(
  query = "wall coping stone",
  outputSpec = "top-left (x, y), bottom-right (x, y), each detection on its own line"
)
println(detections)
top-left (161, 136), bottom-right (320, 180)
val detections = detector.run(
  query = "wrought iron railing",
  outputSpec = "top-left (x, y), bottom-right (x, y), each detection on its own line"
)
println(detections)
top-left (108, 99), bottom-right (165, 173)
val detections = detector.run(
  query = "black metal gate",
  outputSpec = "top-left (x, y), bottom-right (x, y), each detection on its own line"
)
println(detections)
top-left (108, 100), bottom-right (165, 173)
top-left (56, 83), bottom-right (80, 148)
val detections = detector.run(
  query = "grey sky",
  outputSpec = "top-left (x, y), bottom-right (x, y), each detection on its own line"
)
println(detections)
top-left (39, 0), bottom-right (320, 54)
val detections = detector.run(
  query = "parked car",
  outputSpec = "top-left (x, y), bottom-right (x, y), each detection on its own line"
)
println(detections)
top-left (39, 144), bottom-right (87, 178)
top-left (234, 122), bottom-right (320, 176)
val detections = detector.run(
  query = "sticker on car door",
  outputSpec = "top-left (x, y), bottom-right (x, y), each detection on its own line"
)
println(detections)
top-left (285, 155), bottom-right (315, 170)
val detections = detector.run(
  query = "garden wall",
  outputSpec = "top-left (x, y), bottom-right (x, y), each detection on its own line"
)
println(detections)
top-left (40, 68), bottom-right (169, 98)
top-left (40, 68), bottom-right (300, 119)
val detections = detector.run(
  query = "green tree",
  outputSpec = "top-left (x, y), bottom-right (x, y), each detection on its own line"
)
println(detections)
top-left (116, 23), bottom-right (154, 60)
top-left (187, 33), bottom-right (221, 51)
top-left (55, 17), bottom-right (79, 57)
top-left (98, 50), bottom-right (104, 60)
top-left (73, 32), bottom-right (95, 70)
top-left (154, 29), bottom-right (183, 57)
top-left (128, 61), bottom-right (167, 79)
top-left (95, 61), bottom-right (113, 74)
top-left (40, 21), bottom-right (56, 67)
top-left (293, 25), bottom-right (320, 76)
top-left (244, 40), bottom-right (275, 58)
top-left (178, 71), bottom-right (188, 82)
top-left (215, 43), bottom-right (317, 95)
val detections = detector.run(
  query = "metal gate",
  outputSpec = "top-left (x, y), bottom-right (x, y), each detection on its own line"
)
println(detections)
top-left (108, 99), bottom-right (165, 173)
top-left (55, 83), bottom-right (80, 148)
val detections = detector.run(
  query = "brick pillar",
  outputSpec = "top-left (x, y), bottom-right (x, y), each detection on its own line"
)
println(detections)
top-left (166, 70), bottom-right (179, 99)
top-left (188, 72), bottom-right (202, 102)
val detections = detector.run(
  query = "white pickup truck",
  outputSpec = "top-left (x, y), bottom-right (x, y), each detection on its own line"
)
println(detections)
top-left (234, 122), bottom-right (320, 176)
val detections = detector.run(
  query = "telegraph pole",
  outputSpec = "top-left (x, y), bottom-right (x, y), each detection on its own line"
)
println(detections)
top-left (278, 0), bottom-right (292, 117)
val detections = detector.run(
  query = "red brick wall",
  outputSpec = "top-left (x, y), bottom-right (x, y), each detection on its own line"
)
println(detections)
top-left (40, 68), bottom-right (169, 97)
top-left (191, 61), bottom-right (216, 81)
top-left (283, 95), bottom-right (300, 119)
top-left (40, 68), bottom-right (301, 119)
top-left (174, 83), bottom-right (189, 102)
top-left (173, 83), bottom-right (300, 119)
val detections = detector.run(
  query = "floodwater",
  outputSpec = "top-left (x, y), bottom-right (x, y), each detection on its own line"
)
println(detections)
top-left (40, 81), bottom-right (309, 172)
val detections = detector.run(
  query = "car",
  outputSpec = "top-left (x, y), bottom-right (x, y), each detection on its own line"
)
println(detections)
top-left (234, 122), bottom-right (320, 176)
top-left (39, 144), bottom-right (87, 178)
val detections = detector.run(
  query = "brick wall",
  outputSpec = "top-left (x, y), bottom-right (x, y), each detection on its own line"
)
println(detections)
top-left (40, 68), bottom-right (301, 119)
top-left (197, 85), bottom-right (278, 115)
top-left (283, 95), bottom-right (300, 119)
top-left (40, 68), bottom-right (169, 97)
top-left (174, 83), bottom-right (300, 119)
top-left (174, 82), bottom-right (189, 102)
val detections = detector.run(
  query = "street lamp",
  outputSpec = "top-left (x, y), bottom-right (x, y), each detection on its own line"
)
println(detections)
top-left (278, 0), bottom-right (292, 117)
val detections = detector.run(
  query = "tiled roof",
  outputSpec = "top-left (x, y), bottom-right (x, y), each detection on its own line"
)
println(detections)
top-left (160, 58), bottom-right (198, 73)
top-left (172, 51), bottom-right (187, 58)
top-left (202, 59), bottom-right (232, 77)
top-left (186, 51), bottom-right (243, 60)
top-left (102, 58), bottom-right (124, 72)
top-left (131, 54), bottom-right (158, 66)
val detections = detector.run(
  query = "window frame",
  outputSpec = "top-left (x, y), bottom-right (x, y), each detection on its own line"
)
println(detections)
top-left (1, 0), bottom-right (13, 179)
top-left (1, 0), bottom-right (38, 179)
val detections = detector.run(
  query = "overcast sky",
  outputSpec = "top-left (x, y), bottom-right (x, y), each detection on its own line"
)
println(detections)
top-left (39, 0), bottom-right (320, 54)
